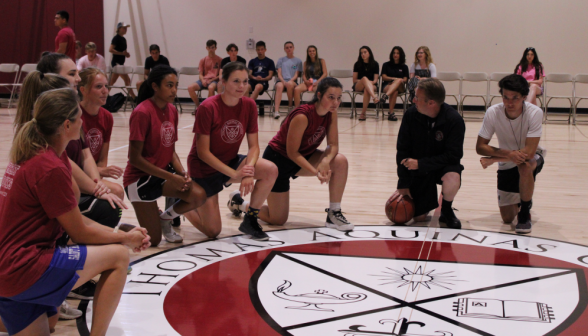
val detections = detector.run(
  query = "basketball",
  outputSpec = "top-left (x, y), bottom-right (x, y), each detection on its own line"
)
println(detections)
top-left (385, 191), bottom-right (415, 225)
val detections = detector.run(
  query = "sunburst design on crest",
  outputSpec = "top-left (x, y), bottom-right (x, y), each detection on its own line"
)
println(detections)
top-left (370, 266), bottom-right (465, 292)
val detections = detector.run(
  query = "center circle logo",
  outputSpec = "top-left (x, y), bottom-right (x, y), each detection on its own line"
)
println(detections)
top-left (86, 128), bottom-right (103, 154)
top-left (80, 227), bottom-right (588, 335)
top-left (221, 119), bottom-right (245, 144)
top-left (160, 121), bottom-right (175, 147)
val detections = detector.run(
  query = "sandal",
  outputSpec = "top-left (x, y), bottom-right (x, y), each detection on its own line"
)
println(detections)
top-left (358, 113), bottom-right (367, 121)
top-left (388, 113), bottom-right (398, 121)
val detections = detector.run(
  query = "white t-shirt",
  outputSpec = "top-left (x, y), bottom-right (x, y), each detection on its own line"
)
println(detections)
top-left (478, 102), bottom-right (543, 170)
top-left (77, 54), bottom-right (107, 72)
top-left (409, 63), bottom-right (437, 77)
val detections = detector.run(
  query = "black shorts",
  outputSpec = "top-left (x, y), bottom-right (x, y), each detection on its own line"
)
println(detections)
top-left (249, 80), bottom-right (269, 95)
top-left (79, 194), bottom-right (122, 229)
top-left (409, 164), bottom-right (464, 217)
top-left (496, 155), bottom-right (544, 206)
top-left (262, 146), bottom-right (312, 193)
top-left (192, 155), bottom-right (247, 197)
top-left (125, 165), bottom-right (175, 202)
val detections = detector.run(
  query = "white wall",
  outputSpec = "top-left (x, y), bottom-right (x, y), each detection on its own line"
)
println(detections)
top-left (104, 0), bottom-right (587, 103)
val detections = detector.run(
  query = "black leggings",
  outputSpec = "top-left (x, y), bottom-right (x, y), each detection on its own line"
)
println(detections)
top-left (79, 195), bottom-right (122, 229)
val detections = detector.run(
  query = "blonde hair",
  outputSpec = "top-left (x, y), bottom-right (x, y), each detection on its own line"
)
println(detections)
top-left (414, 46), bottom-right (434, 67)
top-left (14, 71), bottom-right (70, 133)
top-left (79, 67), bottom-right (106, 99)
top-left (11, 89), bottom-right (80, 164)
top-left (85, 42), bottom-right (97, 50)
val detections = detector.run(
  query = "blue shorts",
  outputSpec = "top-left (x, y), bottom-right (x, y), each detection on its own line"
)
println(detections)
top-left (195, 80), bottom-right (218, 89)
top-left (0, 245), bottom-right (87, 335)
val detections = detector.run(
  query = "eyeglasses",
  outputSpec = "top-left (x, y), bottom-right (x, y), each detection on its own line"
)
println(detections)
top-left (526, 47), bottom-right (535, 51)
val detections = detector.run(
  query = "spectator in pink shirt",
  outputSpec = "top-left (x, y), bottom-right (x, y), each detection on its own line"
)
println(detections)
top-left (187, 40), bottom-right (222, 114)
top-left (514, 47), bottom-right (545, 106)
top-left (54, 10), bottom-right (76, 61)
top-left (77, 42), bottom-right (107, 72)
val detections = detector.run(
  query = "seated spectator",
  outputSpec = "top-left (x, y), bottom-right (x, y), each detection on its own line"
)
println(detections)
top-left (381, 46), bottom-right (409, 121)
top-left (248, 41), bottom-right (275, 114)
top-left (353, 46), bottom-right (380, 121)
top-left (219, 43), bottom-right (248, 95)
top-left (514, 47), bottom-right (545, 106)
top-left (0, 88), bottom-right (149, 336)
top-left (294, 45), bottom-right (327, 107)
top-left (407, 46), bottom-right (437, 103)
top-left (187, 39), bottom-right (222, 115)
top-left (77, 42), bottom-right (107, 72)
top-left (274, 41), bottom-right (303, 119)
top-left (136, 44), bottom-right (170, 92)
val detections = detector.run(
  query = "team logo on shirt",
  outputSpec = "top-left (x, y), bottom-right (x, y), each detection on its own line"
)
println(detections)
top-left (308, 126), bottom-right (326, 146)
top-left (161, 121), bottom-right (175, 147)
top-left (86, 128), bottom-right (103, 155)
top-left (221, 119), bottom-right (245, 144)
top-left (435, 130), bottom-right (444, 142)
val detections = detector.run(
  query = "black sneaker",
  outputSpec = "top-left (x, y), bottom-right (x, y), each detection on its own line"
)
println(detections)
top-left (227, 190), bottom-right (244, 216)
top-left (238, 215), bottom-right (269, 241)
top-left (515, 217), bottom-right (532, 234)
top-left (439, 209), bottom-right (461, 229)
top-left (68, 280), bottom-right (96, 300)
top-left (388, 113), bottom-right (398, 121)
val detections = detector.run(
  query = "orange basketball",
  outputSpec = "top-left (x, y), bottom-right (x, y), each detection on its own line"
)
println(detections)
top-left (385, 191), bottom-right (415, 225)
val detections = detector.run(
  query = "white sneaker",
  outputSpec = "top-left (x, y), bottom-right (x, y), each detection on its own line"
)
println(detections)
top-left (274, 110), bottom-right (280, 119)
top-left (325, 208), bottom-right (354, 231)
top-left (161, 218), bottom-right (183, 243)
top-left (59, 301), bottom-right (82, 320)
top-left (227, 190), bottom-right (244, 216)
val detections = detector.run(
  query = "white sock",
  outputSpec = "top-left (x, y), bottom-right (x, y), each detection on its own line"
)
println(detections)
top-left (160, 203), bottom-right (181, 220)
top-left (239, 201), bottom-right (250, 212)
top-left (330, 202), bottom-right (341, 211)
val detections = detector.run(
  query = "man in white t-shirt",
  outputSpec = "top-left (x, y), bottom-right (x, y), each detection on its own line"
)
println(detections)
top-left (476, 74), bottom-right (545, 234)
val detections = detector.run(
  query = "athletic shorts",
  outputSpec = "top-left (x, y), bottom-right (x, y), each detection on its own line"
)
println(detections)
top-left (352, 82), bottom-right (378, 92)
top-left (192, 155), bottom-right (247, 197)
top-left (79, 194), bottom-right (122, 229)
top-left (125, 165), bottom-right (175, 202)
top-left (262, 146), bottom-right (313, 193)
top-left (409, 164), bottom-right (464, 217)
top-left (497, 154), bottom-right (544, 207)
top-left (0, 245), bottom-right (87, 335)
top-left (249, 80), bottom-right (269, 95)
top-left (195, 80), bottom-right (218, 89)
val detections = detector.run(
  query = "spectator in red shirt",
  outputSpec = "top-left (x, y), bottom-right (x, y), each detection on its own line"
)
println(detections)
top-left (184, 62), bottom-right (278, 241)
top-left (124, 65), bottom-right (207, 246)
top-left (54, 10), bottom-right (76, 60)
top-left (0, 88), bottom-right (150, 336)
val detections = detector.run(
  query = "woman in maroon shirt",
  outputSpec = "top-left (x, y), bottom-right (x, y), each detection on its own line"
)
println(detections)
top-left (184, 62), bottom-right (278, 241)
top-left (124, 65), bottom-right (207, 246)
top-left (0, 89), bottom-right (149, 335)
top-left (252, 77), bottom-right (354, 231)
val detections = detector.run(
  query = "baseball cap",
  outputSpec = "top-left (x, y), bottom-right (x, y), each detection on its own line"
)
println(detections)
top-left (117, 22), bottom-right (130, 30)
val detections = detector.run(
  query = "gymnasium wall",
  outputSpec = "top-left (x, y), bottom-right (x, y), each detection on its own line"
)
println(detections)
top-left (104, 0), bottom-right (586, 105)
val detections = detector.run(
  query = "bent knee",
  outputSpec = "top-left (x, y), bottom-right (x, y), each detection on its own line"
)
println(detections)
top-left (517, 162), bottom-right (534, 174)
top-left (112, 244), bottom-right (130, 265)
top-left (190, 186), bottom-right (208, 208)
top-left (442, 172), bottom-right (461, 184)
top-left (332, 153), bottom-right (349, 169)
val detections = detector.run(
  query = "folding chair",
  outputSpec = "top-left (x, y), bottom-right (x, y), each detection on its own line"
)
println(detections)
top-left (573, 74), bottom-right (588, 125)
top-left (378, 80), bottom-right (409, 120)
top-left (487, 72), bottom-right (510, 108)
top-left (351, 77), bottom-right (381, 119)
top-left (436, 72), bottom-right (462, 112)
top-left (328, 69), bottom-right (354, 118)
top-left (0, 64), bottom-right (20, 108)
top-left (459, 72), bottom-right (488, 119)
top-left (12, 63), bottom-right (37, 103)
top-left (543, 73), bottom-right (574, 123)
top-left (175, 66), bottom-right (199, 113)
top-left (109, 65), bottom-right (136, 111)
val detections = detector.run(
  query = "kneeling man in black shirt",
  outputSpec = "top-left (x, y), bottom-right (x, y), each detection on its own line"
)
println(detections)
top-left (396, 78), bottom-right (465, 228)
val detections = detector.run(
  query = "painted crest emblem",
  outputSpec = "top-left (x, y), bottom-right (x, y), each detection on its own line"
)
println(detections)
top-left (308, 126), bottom-right (326, 146)
top-left (160, 121), bottom-right (175, 147)
top-left (86, 128), bottom-right (103, 154)
top-left (221, 119), bottom-right (245, 144)
top-left (435, 130), bottom-right (444, 142)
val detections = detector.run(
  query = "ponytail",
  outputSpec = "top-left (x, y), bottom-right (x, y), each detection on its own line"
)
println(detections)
top-left (137, 64), bottom-right (177, 105)
top-left (10, 89), bottom-right (80, 164)
top-left (14, 71), bottom-right (70, 133)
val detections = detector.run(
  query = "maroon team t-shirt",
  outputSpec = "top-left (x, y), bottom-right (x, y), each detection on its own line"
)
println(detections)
top-left (123, 99), bottom-right (178, 187)
top-left (82, 106), bottom-right (114, 163)
top-left (268, 104), bottom-right (331, 157)
top-left (55, 26), bottom-right (76, 61)
top-left (66, 138), bottom-right (88, 169)
top-left (0, 148), bottom-right (77, 297)
top-left (188, 95), bottom-right (258, 178)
